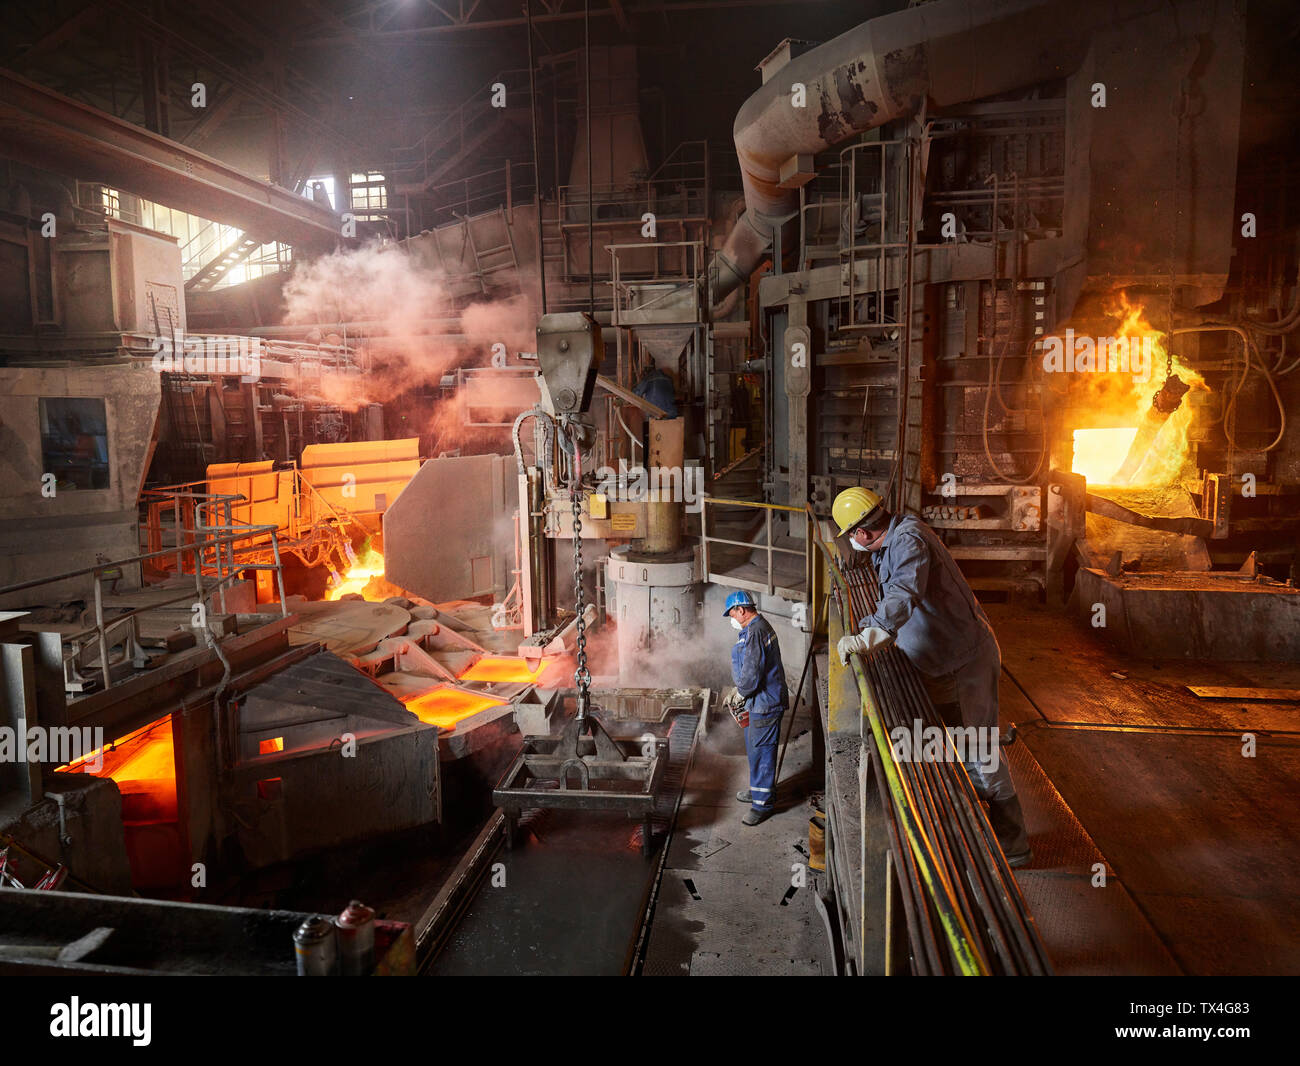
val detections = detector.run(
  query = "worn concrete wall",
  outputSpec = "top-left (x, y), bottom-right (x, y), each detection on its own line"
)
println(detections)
top-left (231, 725), bottom-right (438, 869)
top-left (1, 774), bottom-right (134, 896)
top-left (0, 361), bottom-right (161, 605)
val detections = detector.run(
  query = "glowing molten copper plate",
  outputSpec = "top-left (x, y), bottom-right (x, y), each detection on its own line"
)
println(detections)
top-left (404, 686), bottom-right (507, 729)
top-left (457, 656), bottom-right (544, 684)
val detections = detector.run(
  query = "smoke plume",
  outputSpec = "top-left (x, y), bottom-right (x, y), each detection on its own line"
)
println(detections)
top-left (280, 242), bottom-right (536, 407)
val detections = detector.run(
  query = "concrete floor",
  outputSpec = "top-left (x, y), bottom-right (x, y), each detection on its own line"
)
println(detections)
top-left (641, 698), bottom-right (833, 976)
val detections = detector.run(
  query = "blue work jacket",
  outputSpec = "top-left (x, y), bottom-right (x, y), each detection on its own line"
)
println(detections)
top-left (633, 370), bottom-right (678, 418)
top-left (731, 612), bottom-right (788, 721)
top-left (859, 514), bottom-right (997, 677)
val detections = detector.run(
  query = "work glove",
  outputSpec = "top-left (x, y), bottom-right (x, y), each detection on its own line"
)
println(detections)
top-left (837, 626), bottom-right (895, 665)
top-left (720, 687), bottom-right (749, 727)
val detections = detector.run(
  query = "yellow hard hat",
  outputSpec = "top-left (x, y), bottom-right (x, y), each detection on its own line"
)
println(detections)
top-left (832, 487), bottom-right (884, 536)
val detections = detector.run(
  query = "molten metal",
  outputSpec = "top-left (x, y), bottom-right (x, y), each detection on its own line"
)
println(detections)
top-left (1068, 295), bottom-right (1207, 488)
top-left (404, 686), bottom-right (507, 729)
top-left (1072, 427), bottom-right (1139, 486)
top-left (457, 656), bottom-right (544, 684)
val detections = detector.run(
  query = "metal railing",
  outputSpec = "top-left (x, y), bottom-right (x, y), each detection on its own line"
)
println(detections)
top-left (558, 141), bottom-right (711, 229)
top-left (606, 240), bottom-right (706, 324)
top-left (0, 520), bottom-right (289, 697)
top-left (426, 161), bottom-right (536, 227)
top-left (143, 473), bottom-right (365, 582)
top-left (700, 496), bottom-right (807, 597)
top-left (837, 139), bottom-right (914, 332)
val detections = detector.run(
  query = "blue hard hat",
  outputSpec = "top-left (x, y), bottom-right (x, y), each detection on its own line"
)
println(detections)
top-left (722, 589), bottom-right (757, 617)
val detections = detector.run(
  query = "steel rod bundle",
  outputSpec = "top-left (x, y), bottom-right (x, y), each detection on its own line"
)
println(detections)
top-left (811, 513), bottom-right (1053, 975)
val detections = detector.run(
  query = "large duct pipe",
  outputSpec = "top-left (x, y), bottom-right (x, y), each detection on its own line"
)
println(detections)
top-left (709, 0), bottom-right (1154, 303)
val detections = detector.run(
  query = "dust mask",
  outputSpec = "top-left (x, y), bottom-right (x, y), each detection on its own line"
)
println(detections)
top-left (730, 617), bottom-right (743, 631)
top-left (850, 539), bottom-right (869, 552)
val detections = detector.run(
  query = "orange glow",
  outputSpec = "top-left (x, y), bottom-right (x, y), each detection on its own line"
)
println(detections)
top-left (457, 656), bottom-right (544, 684)
top-left (259, 736), bottom-right (285, 754)
top-left (327, 545), bottom-right (385, 600)
top-left (1067, 293), bottom-right (1207, 487)
top-left (404, 686), bottom-right (507, 729)
top-left (58, 718), bottom-right (177, 822)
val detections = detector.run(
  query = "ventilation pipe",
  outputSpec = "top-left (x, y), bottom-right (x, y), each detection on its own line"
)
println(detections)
top-left (708, 0), bottom-right (1156, 305)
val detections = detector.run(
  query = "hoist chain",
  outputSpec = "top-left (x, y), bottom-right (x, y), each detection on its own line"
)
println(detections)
top-left (1167, 78), bottom-right (1186, 383)
top-left (568, 425), bottom-right (592, 722)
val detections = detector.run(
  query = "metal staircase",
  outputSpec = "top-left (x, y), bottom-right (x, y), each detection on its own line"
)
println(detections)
top-left (184, 232), bottom-right (264, 292)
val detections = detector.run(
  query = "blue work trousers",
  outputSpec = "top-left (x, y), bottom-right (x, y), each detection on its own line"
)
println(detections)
top-left (745, 712), bottom-right (782, 811)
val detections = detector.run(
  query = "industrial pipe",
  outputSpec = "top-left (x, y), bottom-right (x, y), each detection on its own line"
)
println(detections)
top-left (709, 0), bottom-right (1157, 303)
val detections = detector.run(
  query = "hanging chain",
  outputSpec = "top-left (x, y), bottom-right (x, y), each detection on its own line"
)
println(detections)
top-left (569, 426), bottom-right (592, 722)
top-left (1167, 79), bottom-right (1185, 384)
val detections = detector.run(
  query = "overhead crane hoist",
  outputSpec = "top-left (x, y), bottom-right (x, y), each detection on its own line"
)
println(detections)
top-left (494, 313), bottom-right (666, 846)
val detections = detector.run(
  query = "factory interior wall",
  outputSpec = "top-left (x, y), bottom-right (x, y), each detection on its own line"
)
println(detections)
top-left (0, 362), bottom-right (161, 605)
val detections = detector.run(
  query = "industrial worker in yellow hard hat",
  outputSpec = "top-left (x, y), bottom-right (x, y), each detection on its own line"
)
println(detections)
top-left (831, 487), bottom-right (1032, 868)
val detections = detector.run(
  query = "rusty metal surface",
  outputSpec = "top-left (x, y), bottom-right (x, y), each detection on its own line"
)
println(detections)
top-left (990, 601), bottom-right (1300, 974)
top-left (1074, 566), bottom-right (1300, 662)
top-left (991, 731), bottom-right (1182, 975)
top-left (1188, 687), bottom-right (1300, 702)
top-left (989, 601), bottom-right (1300, 731)
top-left (1018, 723), bottom-right (1300, 975)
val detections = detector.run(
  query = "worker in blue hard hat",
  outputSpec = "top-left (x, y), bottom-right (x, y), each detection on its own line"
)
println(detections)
top-left (831, 488), bottom-right (1032, 868)
top-left (721, 588), bottom-right (789, 826)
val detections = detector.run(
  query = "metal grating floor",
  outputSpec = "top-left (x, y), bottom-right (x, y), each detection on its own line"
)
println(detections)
top-left (1001, 726), bottom-right (1182, 975)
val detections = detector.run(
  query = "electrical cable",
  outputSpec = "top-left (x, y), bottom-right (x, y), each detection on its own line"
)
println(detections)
top-left (980, 174), bottom-right (1046, 485)
top-left (1171, 324), bottom-right (1286, 452)
top-left (615, 404), bottom-right (643, 457)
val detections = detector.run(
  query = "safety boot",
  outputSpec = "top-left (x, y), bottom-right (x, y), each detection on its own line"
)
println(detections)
top-left (986, 795), bottom-right (1032, 868)
top-left (735, 789), bottom-right (752, 804)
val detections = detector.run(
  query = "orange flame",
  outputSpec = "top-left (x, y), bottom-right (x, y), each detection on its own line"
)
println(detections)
top-left (327, 545), bottom-right (385, 600)
top-left (1069, 293), bottom-right (1206, 488)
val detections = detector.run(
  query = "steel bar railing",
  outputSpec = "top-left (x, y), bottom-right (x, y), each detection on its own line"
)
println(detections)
top-left (700, 497), bottom-right (805, 597)
top-left (0, 520), bottom-right (290, 696)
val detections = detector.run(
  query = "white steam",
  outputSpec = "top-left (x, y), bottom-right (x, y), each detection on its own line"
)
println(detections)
top-left (281, 242), bottom-right (536, 406)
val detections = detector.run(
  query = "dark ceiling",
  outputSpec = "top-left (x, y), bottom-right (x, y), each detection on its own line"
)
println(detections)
top-left (0, 0), bottom-right (903, 185)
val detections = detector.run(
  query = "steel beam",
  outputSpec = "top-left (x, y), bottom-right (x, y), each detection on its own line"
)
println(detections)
top-left (295, 0), bottom-right (839, 44)
top-left (0, 69), bottom-right (342, 249)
